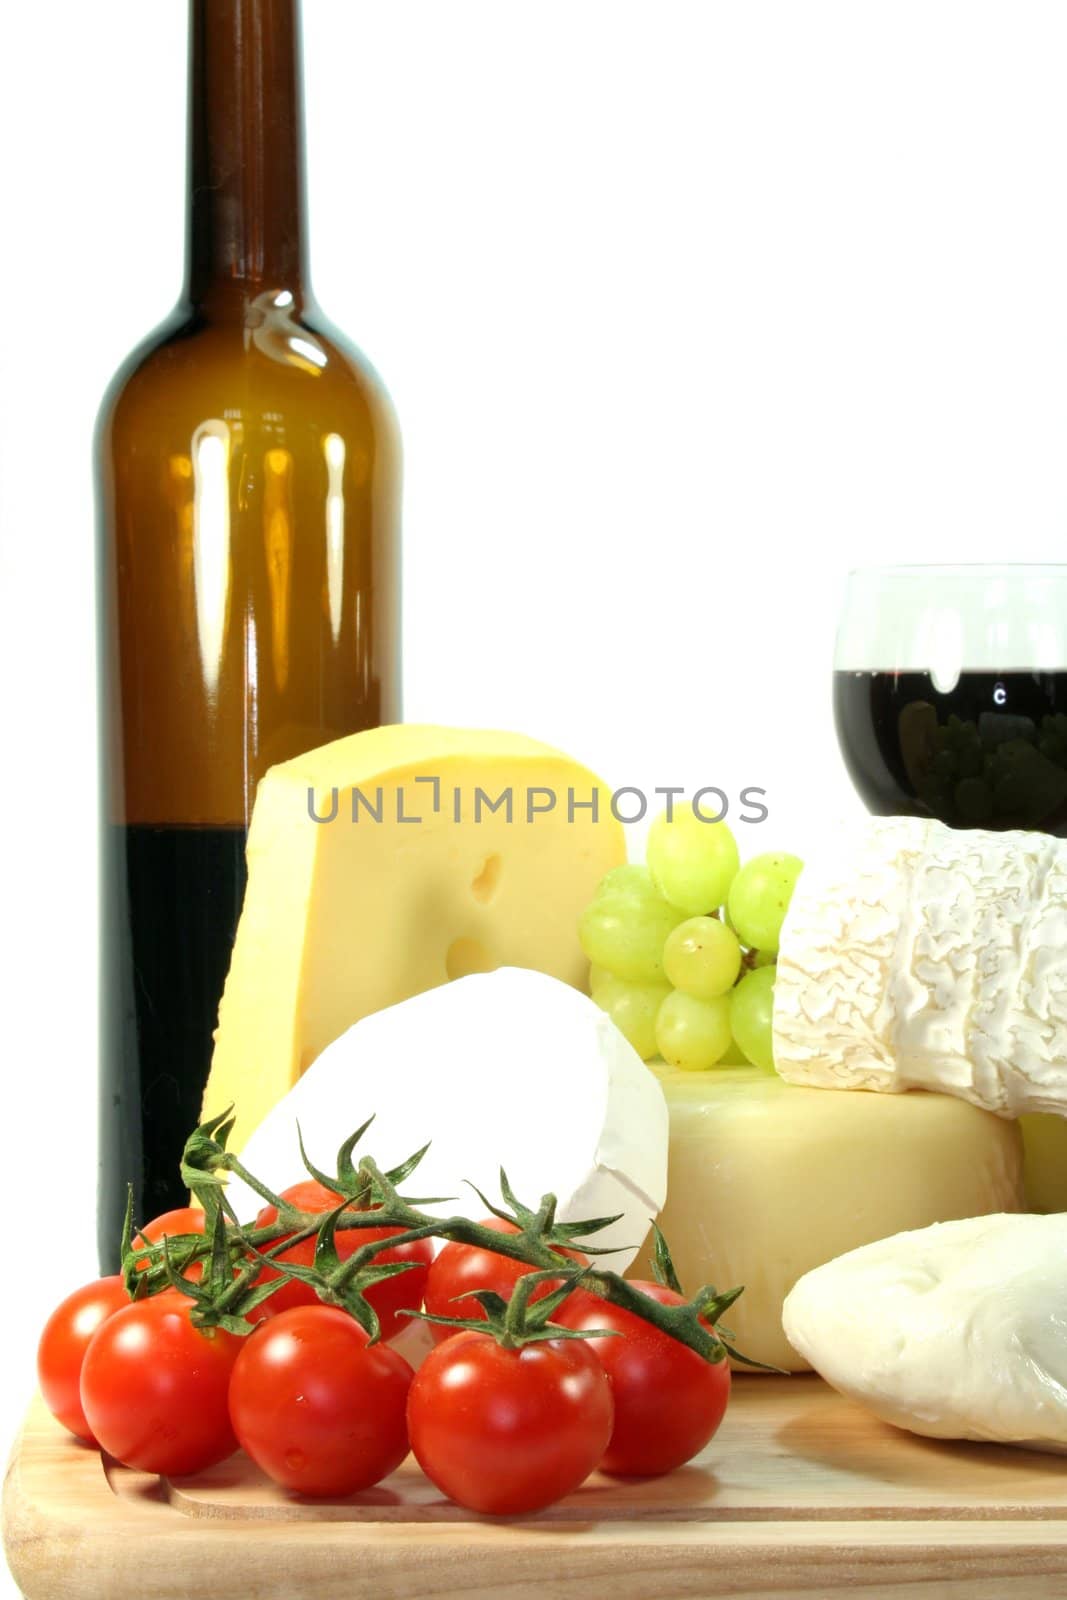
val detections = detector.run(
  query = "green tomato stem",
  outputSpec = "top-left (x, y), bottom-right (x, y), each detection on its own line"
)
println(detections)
top-left (123, 1112), bottom-right (774, 1367)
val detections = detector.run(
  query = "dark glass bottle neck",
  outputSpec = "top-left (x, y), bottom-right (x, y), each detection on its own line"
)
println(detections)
top-left (184, 0), bottom-right (310, 310)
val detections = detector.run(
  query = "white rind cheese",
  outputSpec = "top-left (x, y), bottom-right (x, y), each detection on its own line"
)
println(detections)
top-left (631, 1065), bottom-right (1023, 1372)
top-left (783, 1212), bottom-right (1067, 1452)
top-left (224, 968), bottom-right (668, 1274)
top-left (774, 817), bottom-right (1067, 1115)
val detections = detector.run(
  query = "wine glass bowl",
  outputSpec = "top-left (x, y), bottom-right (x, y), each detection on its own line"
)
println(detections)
top-left (833, 565), bottom-right (1067, 835)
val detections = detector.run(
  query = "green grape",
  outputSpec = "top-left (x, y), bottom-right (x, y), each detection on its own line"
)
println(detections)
top-left (726, 852), bottom-right (803, 955)
top-left (578, 890), bottom-right (685, 982)
top-left (590, 971), bottom-right (671, 1060)
top-left (588, 964), bottom-right (614, 1002)
top-left (646, 808), bottom-right (740, 915)
top-left (752, 948), bottom-right (777, 969)
top-left (655, 990), bottom-right (733, 1071)
top-left (730, 966), bottom-right (777, 1071)
top-left (717, 1033), bottom-right (750, 1066)
top-left (594, 864), bottom-right (658, 902)
top-left (662, 916), bottom-right (742, 1000)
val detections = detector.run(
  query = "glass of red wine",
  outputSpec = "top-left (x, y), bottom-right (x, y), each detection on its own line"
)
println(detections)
top-left (834, 565), bottom-right (1067, 834)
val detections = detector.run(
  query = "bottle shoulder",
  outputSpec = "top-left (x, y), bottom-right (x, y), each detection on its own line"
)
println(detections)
top-left (95, 309), bottom-right (195, 438)
top-left (96, 296), bottom-right (399, 454)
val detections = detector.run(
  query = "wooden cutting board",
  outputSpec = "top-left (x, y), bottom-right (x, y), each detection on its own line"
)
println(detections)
top-left (6, 1376), bottom-right (1067, 1600)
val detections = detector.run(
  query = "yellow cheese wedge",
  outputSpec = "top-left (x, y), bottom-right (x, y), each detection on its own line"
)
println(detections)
top-left (204, 725), bottom-right (625, 1149)
top-left (633, 1065), bottom-right (1025, 1372)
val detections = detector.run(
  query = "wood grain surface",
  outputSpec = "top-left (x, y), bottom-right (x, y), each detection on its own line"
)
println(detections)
top-left (6, 1376), bottom-right (1067, 1599)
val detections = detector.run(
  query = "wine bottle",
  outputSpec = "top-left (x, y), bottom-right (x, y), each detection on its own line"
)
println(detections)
top-left (95, 0), bottom-right (400, 1268)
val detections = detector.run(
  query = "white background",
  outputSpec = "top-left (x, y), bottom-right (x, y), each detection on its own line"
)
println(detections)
top-left (3, 0), bottom-right (1067, 1589)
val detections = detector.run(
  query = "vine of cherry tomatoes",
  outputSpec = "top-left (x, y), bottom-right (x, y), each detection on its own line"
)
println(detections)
top-left (37, 1208), bottom-right (731, 1514)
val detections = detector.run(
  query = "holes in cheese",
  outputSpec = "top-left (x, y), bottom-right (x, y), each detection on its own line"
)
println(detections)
top-left (445, 936), bottom-right (494, 981)
top-left (203, 726), bottom-right (625, 1151)
top-left (470, 852), bottom-right (502, 905)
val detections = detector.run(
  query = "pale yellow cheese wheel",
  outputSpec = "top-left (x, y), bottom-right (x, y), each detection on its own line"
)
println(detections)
top-left (633, 1066), bottom-right (1025, 1372)
top-left (1020, 1112), bottom-right (1067, 1213)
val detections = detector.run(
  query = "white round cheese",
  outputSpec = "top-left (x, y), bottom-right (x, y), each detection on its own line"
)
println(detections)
top-left (774, 816), bottom-right (1067, 1116)
top-left (224, 968), bottom-right (668, 1274)
top-left (783, 1212), bottom-right (1067, 1452)
top-left (632, 1065), bottom-right (1024, 1371)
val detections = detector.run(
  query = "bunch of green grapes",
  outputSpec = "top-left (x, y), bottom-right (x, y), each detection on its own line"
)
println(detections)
top-left (579, 809), bottom-right (803, 1073)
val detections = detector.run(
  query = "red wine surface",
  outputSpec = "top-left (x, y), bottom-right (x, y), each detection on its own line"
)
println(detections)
top-left (833, 669), bottom-right (1067, 834)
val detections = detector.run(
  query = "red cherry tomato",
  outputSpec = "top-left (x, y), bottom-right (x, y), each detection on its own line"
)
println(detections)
top-left (133, 1207), bottom-right (209, 1280)
top-left (421, 1218), bottom-right (589, 1344)
top-left (228, 1306), bottom-right (413, 1496)
top-left (407, 1330), bottom-right (614, 1514)
top-left (253, 1180), bottom-right (433, 1339)
top-left (554, 1280), bottom-right (731, 1476)
top-left (79, 1291), bottom-right (241, 1475)
top-left (36, 1277), bottom-right (130, 1442)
